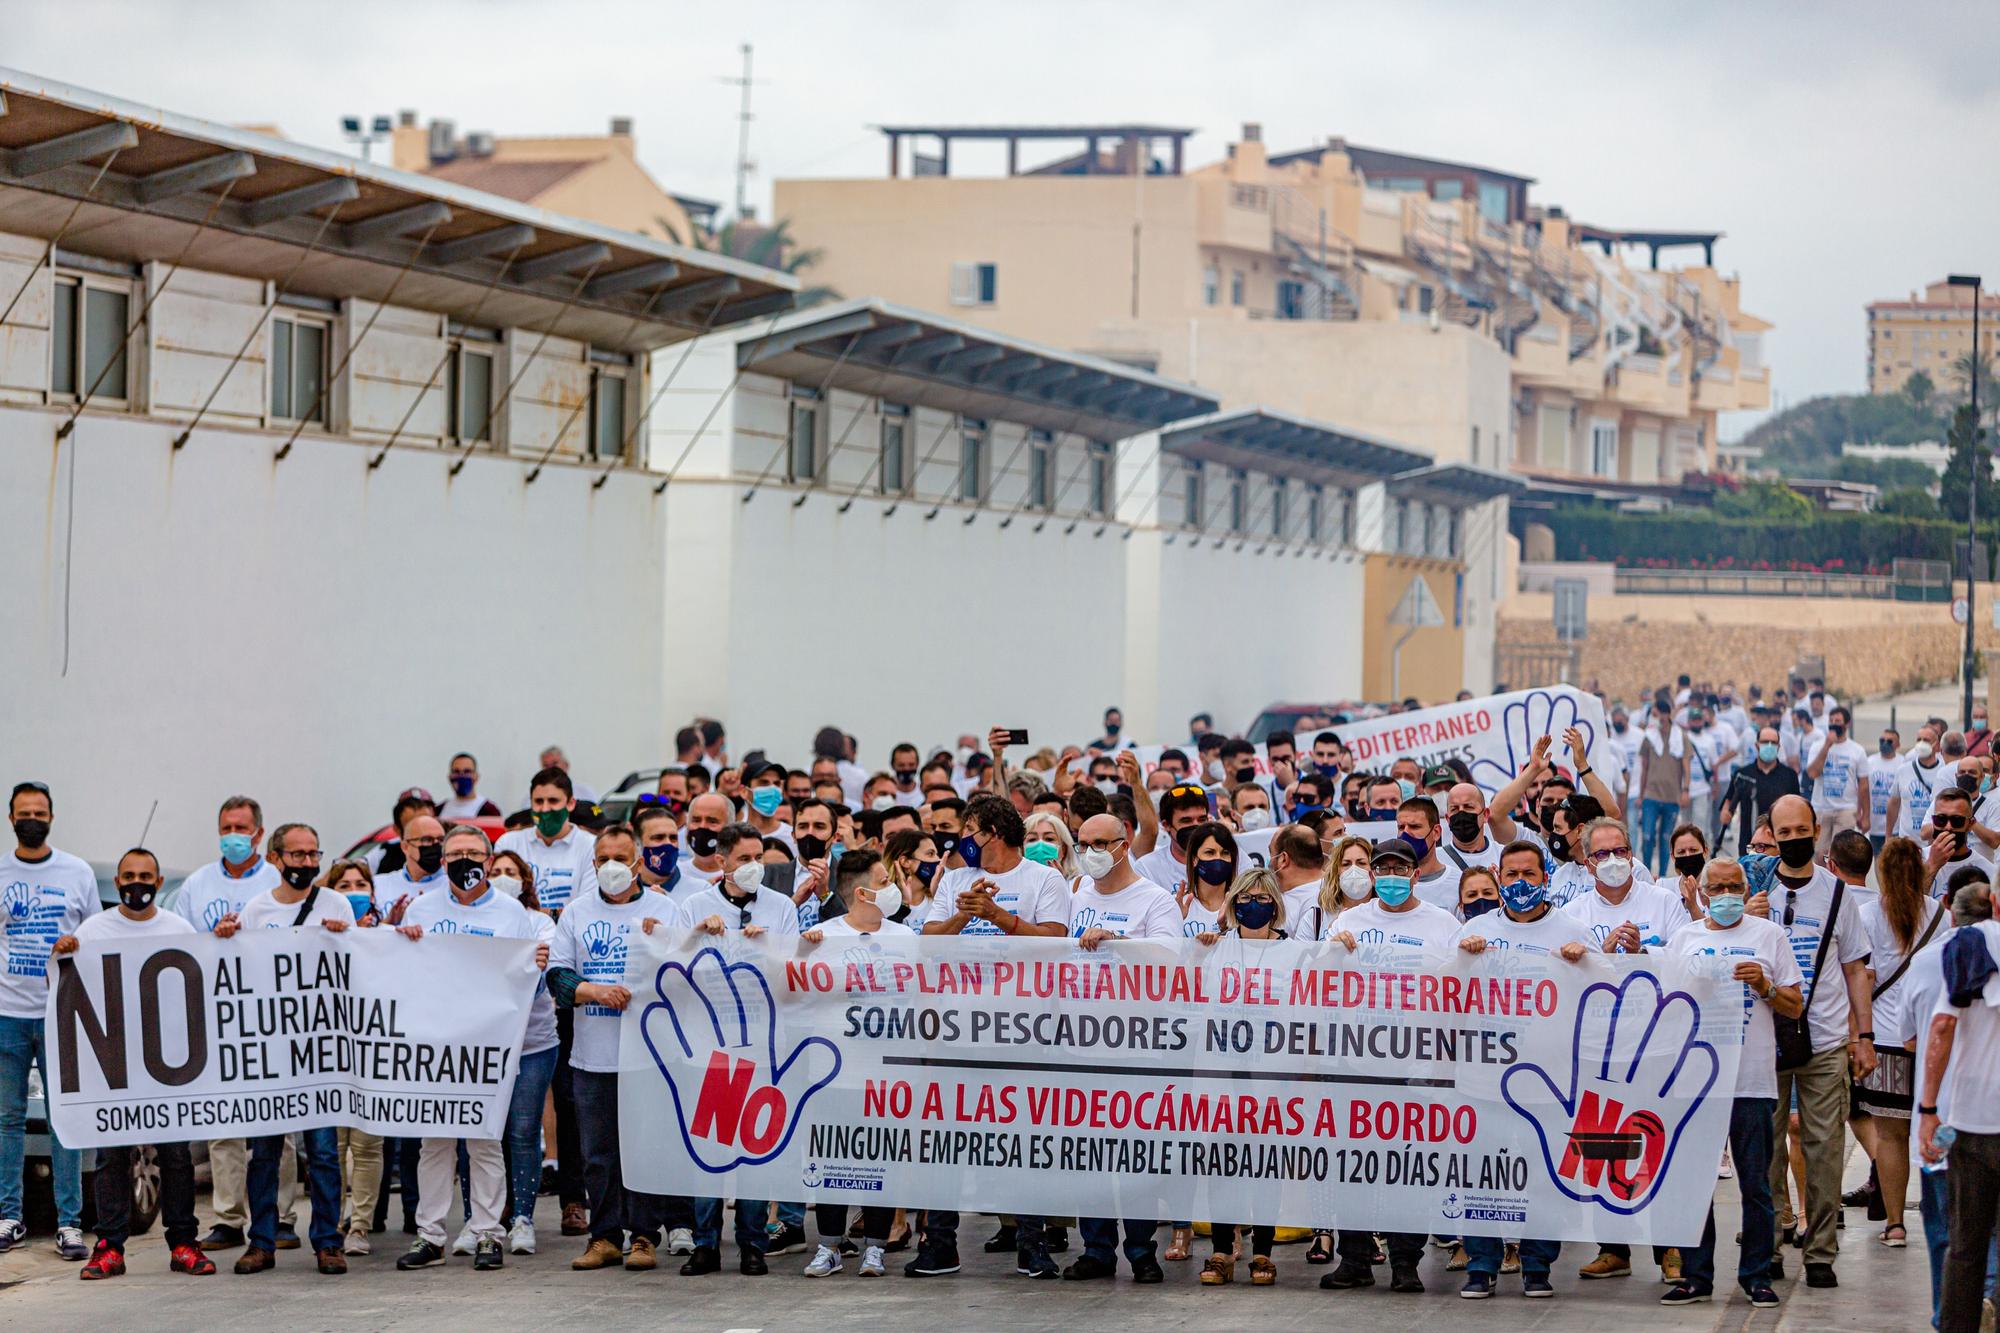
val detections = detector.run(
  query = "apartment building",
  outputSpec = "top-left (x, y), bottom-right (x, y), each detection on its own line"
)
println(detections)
top-left (1867, 278), bottom-right (1998, 396)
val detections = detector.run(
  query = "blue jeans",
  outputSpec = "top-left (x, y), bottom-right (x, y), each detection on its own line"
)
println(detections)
top-left (505, 1046), bottom-right (559, 1222)
top-left (1080, 1216), bottom-right (1157, 1267)
top-left (1466, 1234), bottom-right (1559, 1276)
top-left (1640, 799), bottom-right (1680, 876)
top-left (694, 1195), bottom-right (768, 1253)
top-left (249, 1127), bottom-right (340, 1254)
top-left (1684, 1096), bottom-right (1775, 1293)
top-left (0, 1016), bottom-right (81, 1227)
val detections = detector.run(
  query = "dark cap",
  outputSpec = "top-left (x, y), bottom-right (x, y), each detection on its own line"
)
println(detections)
top-left (1370, 837), bottom-right (1417, 867)
top-left (1420, 763), bottom-right (1456, 789)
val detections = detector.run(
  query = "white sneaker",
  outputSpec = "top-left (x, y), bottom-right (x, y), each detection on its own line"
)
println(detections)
top-left (452, 1225), bottom-right (476, 1256)
top-left (344, 1228), bottom-right (372, 1256)
top-left (508, 1216), bottom-right (536, 1255)
top-left (665, 1226), bottom-right (694, 1256)
top-left (859, 1244), bottom-right (886, 1277)
top-left (0, 1218), bottom-right (26, 1251)
top-left (804, 1243), bottom-right (842, 1277)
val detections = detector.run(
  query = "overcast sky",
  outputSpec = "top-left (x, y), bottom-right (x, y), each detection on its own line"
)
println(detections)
top-left (11, 0), bottom-right (1997, 434)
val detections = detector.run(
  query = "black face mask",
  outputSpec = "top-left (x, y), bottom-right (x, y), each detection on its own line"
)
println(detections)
top-left (446, 857), bottom-right (485, 890)
top-left (1447, 811), bottom-right (1482, 843)
top-left (1776, 835), bottom-right (1816, 870)
top-left (795, 833), bottom-right (829, 863)
top-left (118, 880), bottom-right (159, 911)
top-left (686, 826), bottom-right (720, 859)
top-left (413, 843), bottom-right (444, 875)
top-left (1673, 852), bottom-right (1706, 878)
top-left (282, 864), bottom-right (317, 891)
top-left (12, 818), bottom-right (49, 850)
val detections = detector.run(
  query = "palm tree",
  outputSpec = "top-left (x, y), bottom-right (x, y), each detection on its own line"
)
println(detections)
top-left (658, 215), bottom-right (839, 308)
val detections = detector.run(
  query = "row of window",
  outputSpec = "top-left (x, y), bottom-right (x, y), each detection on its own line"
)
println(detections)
top-left (786, 389), bottom-right (1115, 515)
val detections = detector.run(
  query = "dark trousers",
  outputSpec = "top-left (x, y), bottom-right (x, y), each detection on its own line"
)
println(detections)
top-left (573, 1069), bottom-right (663, 1246)
top-left (1216, 1223), bottom-right (1277, 1257)
top-left (1340, 1228), bottom-right (1423, 1268)
top-left (1081, 1216), bottom-right (1157, 1266)
top-left (95, 1142), bottom-right (198, 1251)
top-left (1466, 1234), bottom-right (1559, 1276)
top-left (1943, 1130), bottom-right (2000, 1333)
top-left (554, 1006), bottom-right (584, 1207)
top-left (250, 1128), bottom-right (341, 1254)
top-left (815, 1203), bottom-right (894, 1242)
top-left (1684, 1095), bottom-right (1776, 1293)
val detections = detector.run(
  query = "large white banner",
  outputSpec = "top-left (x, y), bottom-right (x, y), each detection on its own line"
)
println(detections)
top-left (1335, 686), bottom-right (1608, 796)
top-left (618, 932), bottom-right (1744, 1243)
top-left (48, 930), bottom-right (540, 1147)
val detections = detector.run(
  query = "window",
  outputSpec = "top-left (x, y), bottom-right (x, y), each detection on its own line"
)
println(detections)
top-left (1202, 267), bottom-right (1219, 306)
top-left (1589, 421), bottom-right (1619, 477)
top-left (447, 342), bottom-right (494, 444)
top-left (949, 262), bottom-right (997, 306)
top-left (1183, 462), bottom-right (1203, 529)
top-left (1270, 477), bottom-right (1286, 537)
top-left (1228, 469), bottom-right (1247, 533)
top-left (1306, 484), bottom-right (1323, 544)
top-left (1230, 271), bottom-right (1245, 306)
top-left (788, 387), bottom-right (819, 482)
top-left (50, 275), bottom-right (132, 402)
top-left (1088, 442), bottom-right (1112, 516)
top-left (879, 404), bottom-right (908, 494)
top-left (1028, 432), bottom-right (1054, 510)
top-left (959, 420), bottom-right (986, 501)
top-left (270, 314), bottom-right (330, 425)
top-left (590, 367), bottom-right (627, 460)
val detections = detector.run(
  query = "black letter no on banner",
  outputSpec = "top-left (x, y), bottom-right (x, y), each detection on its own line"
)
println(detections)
top-left (139, 950), bottom-right (207, 1087)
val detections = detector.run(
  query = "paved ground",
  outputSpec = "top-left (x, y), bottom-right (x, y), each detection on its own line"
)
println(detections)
top-left (0, 1146), bottom-right (1938, 1331)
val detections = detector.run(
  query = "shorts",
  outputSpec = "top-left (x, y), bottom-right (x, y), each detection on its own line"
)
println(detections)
top-left (1853, 1047), bottom-right (1914, 1119)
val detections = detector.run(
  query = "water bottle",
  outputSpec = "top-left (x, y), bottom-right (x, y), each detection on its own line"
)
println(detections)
top-left (1922, 1125), bottom-right (1957, 1175)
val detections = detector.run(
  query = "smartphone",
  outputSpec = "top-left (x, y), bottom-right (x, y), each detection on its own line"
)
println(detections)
top-left (1005, 728), bottom-right (1030, 746)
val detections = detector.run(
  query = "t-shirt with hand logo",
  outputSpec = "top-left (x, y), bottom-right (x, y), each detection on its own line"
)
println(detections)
top-left (1563, 880), bottom-right (1691, 953)
top-left (406, 887), bottom-right (560, 1055)
top-left (1329, 898), bottom-right (1460, 966)
top-left (494, 824), bottom-right (598, 914)
top-left (0, 846), bottom-right (100, 1019)
top-left (550, 887), bottom-right (679, 1072)
top-left (1067, 876), bottom-right (1181, 941)
top-left (930, 861), bottom-right (1073, 936)
top-left (1666, 914), bottom-right (1798, 1098)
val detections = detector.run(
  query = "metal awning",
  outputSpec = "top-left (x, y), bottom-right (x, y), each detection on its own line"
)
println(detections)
top-left (1157, 407), bottom-right (1432, 489)
top-left (734, 298), bottom-right (1218, 439)
top-left (1387, 462), bottom-right (1528, 507)
top-left (0, 70), bottom-right (796, 353)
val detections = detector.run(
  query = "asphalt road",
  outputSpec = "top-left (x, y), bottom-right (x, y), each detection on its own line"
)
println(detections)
top-left (0, 1145), bottom-right (1941, 1331)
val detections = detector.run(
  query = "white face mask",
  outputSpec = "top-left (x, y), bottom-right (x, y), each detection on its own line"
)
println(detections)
top-left (1338, 867), bottom-right (1373, 901)
top-left (597, 861), bottom-right (635, 898)
top-left (868, 883), bottom-right (903, 918)
top-left (1078, 847), bottom-right (1118, 880)
top-left (490, 874), bottom-right (524, 901)
top-left (731, 861), bottom-right (765, 893)
top-left (870, 795), bottom-right (896, 812)
top-left (1240, 806), bottom-right (1273, 831)
top-left (1595, 856), bottom-right (1633, 889)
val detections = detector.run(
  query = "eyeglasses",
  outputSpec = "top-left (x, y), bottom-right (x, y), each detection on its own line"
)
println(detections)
top-left (1587, 846), bottom-right (1634, 863)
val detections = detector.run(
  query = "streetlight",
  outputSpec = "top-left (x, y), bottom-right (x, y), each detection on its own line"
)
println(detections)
top-left (1949, 272), bottom-right (1983, 729)
top-left (340, 115), bottom-right (394, 161)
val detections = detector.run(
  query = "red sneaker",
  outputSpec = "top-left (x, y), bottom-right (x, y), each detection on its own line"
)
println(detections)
top-left (79, 1240), bottom-right (125, 1280)
top-left (170, 1243), bottom-right (217, 1276)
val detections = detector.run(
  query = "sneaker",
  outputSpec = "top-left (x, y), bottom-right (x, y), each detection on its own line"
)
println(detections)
top-left (626, 1236), bottom-right (657, 1271)
top-left (508, 1216), bottom-right (536, 1255)
top-left (1744, 1280), bottom-right (1781, 1308)
top-left (1319, 1260), bottom-right (1374, 1289)
top-left (56, 1226), bottom-right (89, 1260)
top-left (1460, 1272), bottom-right (1495, 1299)
top-left (79, 1240), bottom-right (125, 1280)
top-left (474, 1237), bottom-right (503, 1272)
top-left (858, 1244), bottom-right (886, 1277)
top-left (1660, 1282), bottom-right (1711, 1305)
top-left (768, 1223), bottom-right (809, 1256)
top-left (451, 1226), bottom-right (476, 1256)
top-left (1523, 1273), bottom-right (1555, 1298)
top-left (904, 1243), bottom-right (960, 1276)
top-left (274, 1226), bottom-right (302, 1251)
top-left (664, 1226), bottom-right (693, 1256)
top-left (344, 1228), bottom-right (371, 1256)
top-left (982, 1224), bottom-right (1018, 1254)
top-left (805, 1244), bottom-right (843, 1277)
top-left (0, 1218), bottom-right (25, 1252)
top-left (1133, 1255), bottom-right (1166, 1284)
top-left (571, 1237), bottom-right (623, 1270)
top-left (1017, 1246), bottom-right (1059, 1279)
top-left (1501, 1242), bottom-right (1521, 1274)
top-left (1063, 1253), bottom-right (1116, 1281)
top-left (1660, 1247), bottom-right (1683, 1283)
top-left (316, 1247), bottom-right (347, 1276)
top-left (681, 1245), bottom-right (721, 1276)
top-left (1578, 1252), bottom-right (1629, 1279)
top-left (397, 1239), bottom-right (446, 1270)
top-left (1805, 1262), bottom-right (1838, 1288)
top-left (1200, 1253), bottom-right (1235, 1285)
top-left (169, 1243), bottom-right (215, 1275)
top-left (233, 1247), bottom-right (275, 1274)
top-left (198, 1223), bottom-right (243, 1251)
top-left (1389, 1265), bottom-right (1424, 1293)
top-left (560, 1202), bottom-right (588, 1236)
top-left (1445, 1244), bottom-right (1470, 1272)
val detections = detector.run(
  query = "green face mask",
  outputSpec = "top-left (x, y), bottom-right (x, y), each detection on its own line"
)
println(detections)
top-left (533, 807), bottom-right (568, 838)
top-left (1022, 841), bottom-right (1061, 866)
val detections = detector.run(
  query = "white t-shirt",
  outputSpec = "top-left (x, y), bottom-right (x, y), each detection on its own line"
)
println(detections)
top-left (550, 887), bottom-right (680, 1072)
top-left (405, 888), bottom-right (560, 1054)
top-left (676, 884), bottom-right (803, 941)
top-left (1666, 914), bottom-right (1801, 1099)
top-left (1933, 922), bottom-right (2000, 1134)
top-left (929, 861), bottom-right (1072, 936)
top-left (1807, 737), bottom-right (1869, 815)
top-left (0, 847), bottom-right (100, 1018)
top-left (237, 887), bottom-right (358, 932)
top-left (1868, 754), bottom-right (1904, 830)
top-left (1330, 898), bottom-right (1460, 967)
top-left (1451, 904), bottom-right (1593, 956)
top-left (1067, 877), bottom-right (1182, 941)
top-left (1773, 867), bottom-right (1871, 1052)
top-left (1863, 896), bottom-right (1948, 1047)
top-left (74, 906), bottom-right (195, 944)
top-left (494, 825), bottom-right (598, 914)
top-left (1896, 760), bottom-right (1947, 837)
top-left (1412, 862), bottom-right (1462, 915)
top-left (1564, 880), bottom-right (1692, 953)
top-left (173, 857), bottom-right (279, 933)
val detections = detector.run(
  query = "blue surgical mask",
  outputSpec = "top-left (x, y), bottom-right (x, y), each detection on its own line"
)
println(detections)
top-left (749, 787), bottom-right (783, 818)
top-left (220, 833), bottom-right (254, 864)
top-left (1233, 898), bottom-right (1278, 931)
top-left (1373, 874), bottom-right (1413, 907)
top-left (642, 842), bottom-right (679, 879)
top-left (1397, 779), bottom-right (1416, 800)
top-left (1758, 742), bottom-right (1779, 764)
top-left (1705, 892), bottom-right (1745, 927)
top-left (1500, 877), bottom-right (1546, 914)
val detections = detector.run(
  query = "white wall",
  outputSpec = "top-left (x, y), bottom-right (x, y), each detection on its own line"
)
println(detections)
top-left (0, 404), bottom-right (669, 872)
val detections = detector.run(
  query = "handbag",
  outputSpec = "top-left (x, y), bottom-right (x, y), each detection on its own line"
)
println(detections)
top-left (1775, 880), bottom-right (1842, 1071)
